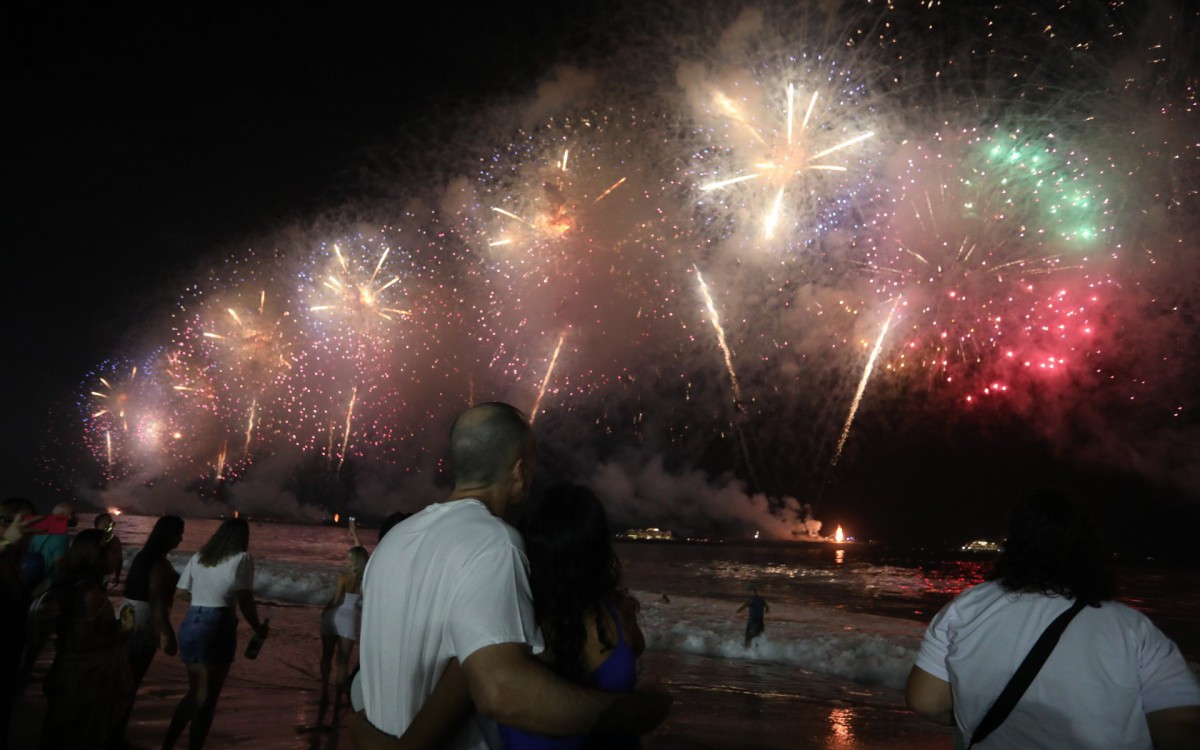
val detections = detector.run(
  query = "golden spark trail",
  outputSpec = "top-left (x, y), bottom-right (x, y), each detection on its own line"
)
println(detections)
top-left (764, 188), bottom-right (786, 239)
top-left (337, 386), bottom-right (357, 476)
top-left (694, 267), bottom-right (743, 404)
top-left (105, 430), bottom-right (112, 473)
top-left (786, 84), bottom-right (795, 145)
top-left (215, 440), bottom-right (228, 481)
top-left (243, 398), bottom-right (257, 455)
top-left (799, 89), bottom-right (818, 134)
top-left (832, 298), bottom-right (900, 468)
top-left (492, 207), bottom-right (531, 225)
top-left (593, 177), bottom-right (627, 204)
top-left (713, 92), bottom-right (767, 146)
top-left (369, 248), bottom-right (390, 286)
top-left (530, 331), bottom-right (567, 426)
top-left (811, 131), bottom-right (875, 161)
top-left (695, 267), bottom-right (759, 488)
top-left (700, 174), bottom-right (760, 192)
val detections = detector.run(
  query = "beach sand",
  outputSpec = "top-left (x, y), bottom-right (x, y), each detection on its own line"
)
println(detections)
top-left (9, 600), bottom-right (953, 750)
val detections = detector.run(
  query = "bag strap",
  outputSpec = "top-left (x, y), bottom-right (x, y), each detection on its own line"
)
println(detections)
top-left (968, 599), bottom-right (1087, 748)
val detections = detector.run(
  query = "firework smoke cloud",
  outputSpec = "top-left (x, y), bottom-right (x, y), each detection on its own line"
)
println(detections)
top-left (43, 1), bottom-right (1200, 537)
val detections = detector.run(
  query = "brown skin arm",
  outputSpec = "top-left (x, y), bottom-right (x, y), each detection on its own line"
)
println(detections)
top-left (462, 641), bottom-right (670, 736)
top-left (1147, 705), bottom-right (1200, 750)
top-left (905, 666), bottom-right (956, 726)
top-left (349, 659), bottom-right (474, 750)
top-left (349, 712), bottom-right (402, 749)
top-left (235, 589), bottom-right (268, 638)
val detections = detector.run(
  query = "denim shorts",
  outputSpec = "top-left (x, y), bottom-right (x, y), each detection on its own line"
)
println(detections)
top-left (178, 605), bottom-right (238, 664)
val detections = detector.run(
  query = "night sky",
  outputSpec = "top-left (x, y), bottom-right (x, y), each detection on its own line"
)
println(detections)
top-left (8, 3), bottom-right (604, 484)
top-left (7, 4), bottom-right (1199, 555)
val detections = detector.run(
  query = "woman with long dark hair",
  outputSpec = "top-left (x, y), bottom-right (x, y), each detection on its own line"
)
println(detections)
top-left (162, 518), bottom-right (268, 750)
top-left (106, 516), bottom-right (185, 747)
top-left (40, 528), bottom-right (134, 750)
top-left (906, 489), bottom-right (1200, 748)
top-left (499, 483), bottom-right (645, 750)
top-left (124, 515), bottom-right (185, 686)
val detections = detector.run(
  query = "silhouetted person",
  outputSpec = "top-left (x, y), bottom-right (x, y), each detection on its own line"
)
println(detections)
top-left (1, 497), bottom-right (37, 750)
top-left (40, 529), bottom-right (134, 750)
top-left (737, 584), bottom-right (768, 648)
top-left (113, 515), bottom-right (184, 748)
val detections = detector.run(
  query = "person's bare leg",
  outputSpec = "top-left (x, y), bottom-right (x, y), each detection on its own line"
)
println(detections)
top-left (318, 634), bottom-right (337, 727)
top-left (332, 637), bottom-right (354, 724)
top-left (188, 661), bottom-right (230, 750)
top-left (162, 663), bottom-right (203, 750)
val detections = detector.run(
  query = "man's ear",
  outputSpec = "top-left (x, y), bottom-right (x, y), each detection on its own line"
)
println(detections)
top-left (510, 457), bottom-right (526, 490)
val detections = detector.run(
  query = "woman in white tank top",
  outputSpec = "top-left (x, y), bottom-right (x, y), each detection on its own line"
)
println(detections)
top-left (317, 519), bottom-right (368, 728)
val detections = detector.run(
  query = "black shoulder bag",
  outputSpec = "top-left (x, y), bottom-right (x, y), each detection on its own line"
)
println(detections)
top-left (967, 599), bottom-right (1088, 748)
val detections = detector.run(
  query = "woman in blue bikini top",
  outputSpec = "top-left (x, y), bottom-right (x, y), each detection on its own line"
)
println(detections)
top-left (499, 483), bottom-right (646, 750)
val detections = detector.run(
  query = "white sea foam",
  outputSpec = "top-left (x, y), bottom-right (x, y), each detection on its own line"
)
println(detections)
top-left (157, 547), bottom-right (922, 690)
top-left (164, 551), bottom-right (341, 607)
top-left (635, 592), bottom-right (923, 691)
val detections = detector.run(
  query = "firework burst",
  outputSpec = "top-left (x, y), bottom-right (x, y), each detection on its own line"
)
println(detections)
top-left (683, 51), bottom-right (882, 248)
top-left (862, 131), bottom-right (1115, 403)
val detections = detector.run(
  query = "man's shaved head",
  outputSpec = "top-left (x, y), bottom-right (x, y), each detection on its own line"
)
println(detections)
top-left (450, 402), bottom-right (533, 487)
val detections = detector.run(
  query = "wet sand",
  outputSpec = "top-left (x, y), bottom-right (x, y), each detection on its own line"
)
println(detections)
top-left (9, 600), bottom-right (953, 750)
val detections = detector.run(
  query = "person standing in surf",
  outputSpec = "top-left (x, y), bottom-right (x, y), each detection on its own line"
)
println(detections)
top-left (737, 584), bottom-right (769, 648)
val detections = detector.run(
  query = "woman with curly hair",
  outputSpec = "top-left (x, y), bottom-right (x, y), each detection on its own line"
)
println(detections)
top-left (906, 489), bottom-right (1199, 749)
top-left (162, 518), bottom-right (269, 750)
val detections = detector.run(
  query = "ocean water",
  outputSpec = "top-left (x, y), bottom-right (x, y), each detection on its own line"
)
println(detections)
top-left (106, 514), bottom-right (1200, 748)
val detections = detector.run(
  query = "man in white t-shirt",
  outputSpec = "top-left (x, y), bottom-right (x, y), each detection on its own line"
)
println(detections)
top-left (906, 490), bottom-right (1200, 749)
top-left (358, 402), bottom-right (670, 749)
